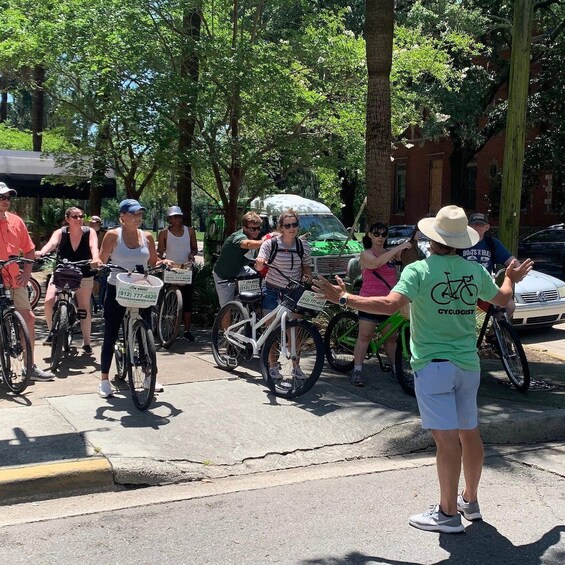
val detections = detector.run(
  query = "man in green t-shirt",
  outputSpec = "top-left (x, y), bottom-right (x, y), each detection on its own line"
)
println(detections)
top-left (314, 205), bottom-right (533, 534)
top-left (213, 212), bottom-right (265, 306)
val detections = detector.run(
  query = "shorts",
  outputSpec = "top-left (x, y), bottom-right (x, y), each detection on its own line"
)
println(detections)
top-left (414, 361), bottom-right (480, 430)
top-left (12, 287), bottom-right (31, 310)
top-left (48, 275), bottom-right (94, 290)
top-left (262, 285), bottom-right (284, 311)
top-left (213, 266), bottom-right (256, 307)
top-left (358, 310), bottom-right (388, 324)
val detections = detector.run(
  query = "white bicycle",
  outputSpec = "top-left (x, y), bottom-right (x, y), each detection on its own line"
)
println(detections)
top-left (211, 266), bottom-right (326, 399)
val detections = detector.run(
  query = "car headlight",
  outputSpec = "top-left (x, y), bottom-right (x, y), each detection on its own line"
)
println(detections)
top-left (559, 286), bottom-right (565, 299)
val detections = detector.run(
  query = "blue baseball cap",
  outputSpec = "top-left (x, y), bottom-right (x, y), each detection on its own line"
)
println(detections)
top-left (119, 199), bottom-right (146, 214)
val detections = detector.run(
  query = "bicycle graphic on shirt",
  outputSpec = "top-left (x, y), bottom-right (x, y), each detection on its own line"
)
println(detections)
top-left (431, 272), bottom-right (478, 306)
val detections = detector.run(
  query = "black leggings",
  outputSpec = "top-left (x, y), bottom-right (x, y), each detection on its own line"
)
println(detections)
top-left (100, 284), bottom-right (151, 374)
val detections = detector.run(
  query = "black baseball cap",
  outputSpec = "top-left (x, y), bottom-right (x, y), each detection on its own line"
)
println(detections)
top-left (468, 213), bottom-right (489, 225)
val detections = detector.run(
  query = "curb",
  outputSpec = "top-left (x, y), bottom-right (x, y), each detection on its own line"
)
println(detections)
top-left (0, 457), bottom-right (115, 505)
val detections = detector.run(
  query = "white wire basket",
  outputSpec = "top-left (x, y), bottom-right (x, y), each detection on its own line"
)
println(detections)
top-left (115, 273), bottom-right (164, 308)
top-left (164, 268), bottom-right (192, 285)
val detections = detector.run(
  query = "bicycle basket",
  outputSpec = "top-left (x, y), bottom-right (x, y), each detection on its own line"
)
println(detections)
top-left (280, 281), bottom-right (327, 314)
top-left (164, 268), bottom-right (192, 285)
top-left (52, 265), bottom-right (83, 291)
top-left (115, 273), bottom-right (164, 308)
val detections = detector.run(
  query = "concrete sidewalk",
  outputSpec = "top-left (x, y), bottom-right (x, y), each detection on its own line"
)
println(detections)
top-left (0, 320), bottom-right (564, 505)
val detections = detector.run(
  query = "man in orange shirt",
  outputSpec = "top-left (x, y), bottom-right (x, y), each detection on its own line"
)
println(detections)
top-left (0, 182), bottom-right (53, 381)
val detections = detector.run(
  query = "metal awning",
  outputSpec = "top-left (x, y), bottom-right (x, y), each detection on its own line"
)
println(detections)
top-left (0, 149), bottom-right (117, 198)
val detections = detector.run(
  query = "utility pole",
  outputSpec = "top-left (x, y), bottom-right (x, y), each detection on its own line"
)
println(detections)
top-left (499, 0), bottom-right (534, 255)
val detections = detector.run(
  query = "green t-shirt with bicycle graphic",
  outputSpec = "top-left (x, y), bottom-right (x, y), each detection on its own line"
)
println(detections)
top-left (393, 254), bottom-right (499, 372)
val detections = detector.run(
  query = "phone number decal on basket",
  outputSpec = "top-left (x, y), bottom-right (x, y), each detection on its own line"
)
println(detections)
top-left (296, 290), bottom-right (326, 311)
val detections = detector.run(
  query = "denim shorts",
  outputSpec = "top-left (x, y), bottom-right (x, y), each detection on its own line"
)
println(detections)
top-left (414, 361), bottom-right (480, 430)
top-left (262, 285), bottom-right (283, 311)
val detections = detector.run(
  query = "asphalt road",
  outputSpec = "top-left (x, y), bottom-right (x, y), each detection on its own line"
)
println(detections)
top-left (0, 444), bottom-right (563, 564)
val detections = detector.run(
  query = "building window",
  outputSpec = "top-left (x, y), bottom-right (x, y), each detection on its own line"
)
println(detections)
top-left (394, 162), bottom-right (407, 213)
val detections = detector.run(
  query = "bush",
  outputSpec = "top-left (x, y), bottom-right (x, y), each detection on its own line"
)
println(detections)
top-left (192, 263), bottom-right (219, 327)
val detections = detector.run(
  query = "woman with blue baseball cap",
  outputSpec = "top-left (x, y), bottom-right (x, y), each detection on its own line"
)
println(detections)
top-left (97, 199), bottom-right (172, 399)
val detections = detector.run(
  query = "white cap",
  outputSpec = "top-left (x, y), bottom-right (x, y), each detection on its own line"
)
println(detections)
top-left (167, 206), bottom-right (183, 217)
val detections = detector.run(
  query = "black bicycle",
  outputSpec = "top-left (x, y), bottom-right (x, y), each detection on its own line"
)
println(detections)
top-left (0, 257), bottom-right (34, 393)
top-left (49, 259), bottom-right (91, 371)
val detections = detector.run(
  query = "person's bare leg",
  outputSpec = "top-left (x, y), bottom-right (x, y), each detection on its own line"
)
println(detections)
top-left (75, 285), bottom-right (93, 346)
top-left (459, 427), bottom-right (483, 502)
top-left (431, 429), bottom-right (461, 515)
top-left (353, 319), bottom-right (376, 366)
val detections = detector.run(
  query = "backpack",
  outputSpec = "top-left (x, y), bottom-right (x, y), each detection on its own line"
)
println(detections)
top-left (267, 237), bottom-right (305, 271)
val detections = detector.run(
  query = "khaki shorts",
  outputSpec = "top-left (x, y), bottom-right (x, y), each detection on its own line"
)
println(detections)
top-left (12, 287), bottom-right (31, 311)
top-left (48, 275), bottom-right (94, 291)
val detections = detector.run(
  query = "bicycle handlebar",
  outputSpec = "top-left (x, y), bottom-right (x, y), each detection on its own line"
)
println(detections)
top-left (0, 256), bottom-right (35, 269)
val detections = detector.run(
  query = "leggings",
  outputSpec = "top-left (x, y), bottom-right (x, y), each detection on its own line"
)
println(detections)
top-left (100, 284), bottom-right (151, 374)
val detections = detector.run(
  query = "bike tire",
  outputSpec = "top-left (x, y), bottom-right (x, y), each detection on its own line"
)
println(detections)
top-left (27, 277), bottom-right (42, 310)
top-left (127, 319), bottom-right (157, 410)
top-left (394, 324), bottom-right (415, 397)
top-left (1, 310), bottom-right (32, 394)
top-left (324, 310), bottom-right (358, 372)
top-left (50, 303), bottom-right (68, 371)
top-left (260, 318), bottom-right (324, 399)
top-left (158, 287), bottom-right (182, 349)
top-left (114, 322), bottom-right (127, 381)
top-left (211, 301), bottom-right (250, 371)
top-left (494, 318), bottom-right (530, 393)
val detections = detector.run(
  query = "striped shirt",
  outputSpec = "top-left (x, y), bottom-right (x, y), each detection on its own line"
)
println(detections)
top-left (257, 236), bottom-right (311, 289)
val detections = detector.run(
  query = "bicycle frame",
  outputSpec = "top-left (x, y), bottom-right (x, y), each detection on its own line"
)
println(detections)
top-left (224, 302), bottom-right (295, 358)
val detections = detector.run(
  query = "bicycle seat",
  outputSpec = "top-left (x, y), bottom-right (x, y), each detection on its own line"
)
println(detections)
top-left (238, 291), bottom-right (262, 305)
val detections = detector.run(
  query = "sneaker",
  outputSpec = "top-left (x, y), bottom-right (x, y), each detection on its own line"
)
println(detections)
top-left (30, 365), bottom-right (55, 382)
top-left (269, 366), bottom-right (292, 389)
top-left (43, 332), bottom-right (53, 346)
top-left (350, 369), bottom-right (365, 387)
top-left (409, 504), bottom-right (464, 534)
top-left (82, 344), bottom-right (93, 355)
top-left (98, 380), bottom-right (114, 398)
top-left (143, 377), bottom-right (164, 392)
top-left (183, 331), bottom-right (195, 342)
top-left (457, 494), bottom-right (482, 521)
top-left (291, 366), bottom-right (307, 380)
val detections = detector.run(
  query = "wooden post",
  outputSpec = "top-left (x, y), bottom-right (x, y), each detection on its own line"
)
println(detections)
top-left (499, 0), bottom-right (533, 255)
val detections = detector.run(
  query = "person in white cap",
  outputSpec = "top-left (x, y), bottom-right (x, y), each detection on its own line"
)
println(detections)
top-left (157, 205), bottom-right (198, 340)
top-left (314, 205), bottom-right (533, 534)
top-left (0, 182), bottom-right (54, 381)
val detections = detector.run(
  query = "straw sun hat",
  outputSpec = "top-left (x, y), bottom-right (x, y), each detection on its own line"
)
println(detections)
top-left (417, 205), bottom-right (479, 250)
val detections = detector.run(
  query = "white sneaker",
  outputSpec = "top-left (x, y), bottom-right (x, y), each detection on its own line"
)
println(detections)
top-left (291, 366), bottom-right (307, 380)
top-left (143, 377), bottom-right (164, 392)
top-left (98, 380), bottom-right (114, 398)
top-left (269, 366), bottom-right (283, 379)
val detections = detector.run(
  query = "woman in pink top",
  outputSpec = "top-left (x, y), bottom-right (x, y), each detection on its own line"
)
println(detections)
top-left (350, 222), bottom-right (412, 386)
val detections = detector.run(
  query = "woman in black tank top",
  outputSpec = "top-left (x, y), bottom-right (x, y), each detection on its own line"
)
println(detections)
top-left (36, 206), bottom-right (101, 355)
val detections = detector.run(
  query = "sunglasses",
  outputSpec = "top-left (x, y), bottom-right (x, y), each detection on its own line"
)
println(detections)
top-left (283, 222), bottom-right (299, 229)
top-left (246, 226), bottom-right (261, 232)
top-left (0, 195), bottom-right (11, 201)
top-left (70, 214), bottom-right (86, 219)
top-left (372, 231), bottom-right (387, 237)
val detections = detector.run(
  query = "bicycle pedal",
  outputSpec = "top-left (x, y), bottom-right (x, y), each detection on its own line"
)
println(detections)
top-left (227, 357), bottom-right (238, 367)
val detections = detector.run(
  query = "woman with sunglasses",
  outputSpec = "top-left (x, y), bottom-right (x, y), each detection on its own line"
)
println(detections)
top-left (37, 206), bottom-right (101, 355)
top-left (350, 222), bottom-right (412, 386)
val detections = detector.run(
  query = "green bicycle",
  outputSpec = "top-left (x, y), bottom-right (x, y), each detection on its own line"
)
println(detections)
top-left (324, 309), bottom-right (415, 396)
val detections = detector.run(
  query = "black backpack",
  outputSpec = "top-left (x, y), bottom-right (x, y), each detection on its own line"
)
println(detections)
top-left (267, 237), bottom-right (305, 271)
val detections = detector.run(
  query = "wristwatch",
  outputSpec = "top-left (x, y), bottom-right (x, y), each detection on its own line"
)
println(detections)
top-left (338, 293), bottom-right (349, 308)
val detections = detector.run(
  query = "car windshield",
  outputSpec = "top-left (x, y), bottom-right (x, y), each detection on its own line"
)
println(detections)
top-left (296, 214), bottom-right (350, 242)
top-left (388, 226), bottom-right (414, 240)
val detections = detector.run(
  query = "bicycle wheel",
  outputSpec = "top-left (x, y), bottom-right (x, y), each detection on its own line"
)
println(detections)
top-left (395, 324), bottom-right (415, 397)
top-left (211, 301), bottom-right (249, 371)
top-left (27, 277), bottom-right (42, 310)
top-left (0, 310), bottom-right (32, 394)
top-left (324, 310), bottom-right (358, 372)
top-left (261, 318), bottom-right (324, 399)
top-left (114, 322), bottom-right (127, 381)
top-left (50, 303), bottom-right (68, 371)
top-left (127, 319), bottom-right (157, 410)
top-left (158, 287), bottom-right (182, 348)
top-left (493, 318), bottom-right (530, 392)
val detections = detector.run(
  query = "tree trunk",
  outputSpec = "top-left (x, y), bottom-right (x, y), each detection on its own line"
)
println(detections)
top-left (365, 0), bottom-right (394, 225)
top-left (339, 169), bottom-right (357, 229)
top-left (176, 8), bottom-right (201, 226)
top-left (0, 76), bottom-right (7, 122)
top-left (31, 66), bottom-right (45, 152)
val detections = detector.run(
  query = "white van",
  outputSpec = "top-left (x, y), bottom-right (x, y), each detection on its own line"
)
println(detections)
top-left (249, 194), bottom-right (364, 277)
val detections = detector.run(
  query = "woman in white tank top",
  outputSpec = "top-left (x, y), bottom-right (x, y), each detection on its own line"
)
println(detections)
top-left (157, 206), bottom-right (198, 341)
top-left (97, 199), bottom-right (173, 399)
